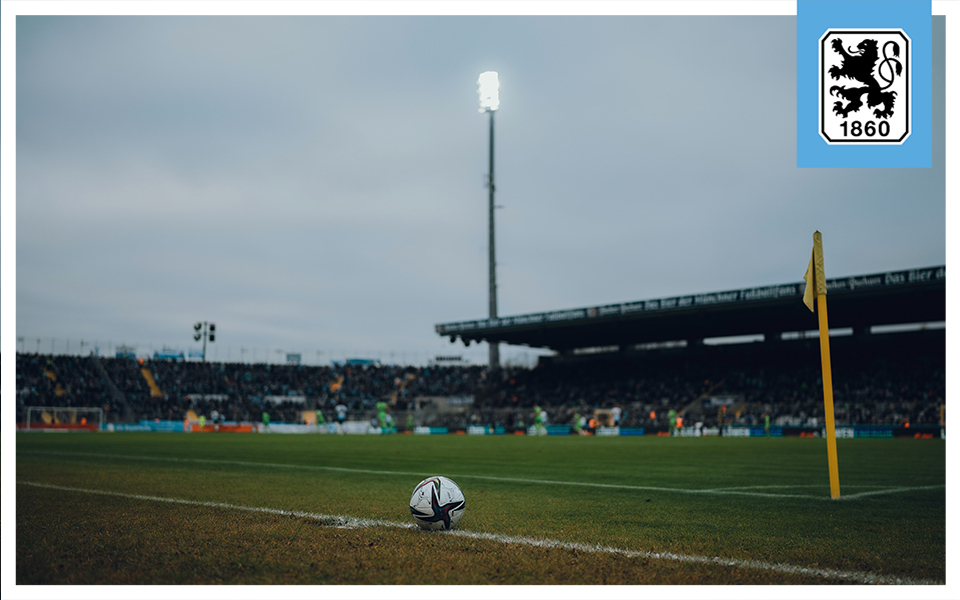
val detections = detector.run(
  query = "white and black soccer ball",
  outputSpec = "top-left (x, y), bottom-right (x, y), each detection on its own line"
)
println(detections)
top-left (409, 476), bottom-right (465, 531)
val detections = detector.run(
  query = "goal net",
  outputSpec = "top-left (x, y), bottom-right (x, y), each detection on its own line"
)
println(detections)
top-left (23, 406), bottom-right (104, 432)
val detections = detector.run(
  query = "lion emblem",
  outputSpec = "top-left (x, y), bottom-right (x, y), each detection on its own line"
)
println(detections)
top-left (828, 37), bottom-right (903, 119)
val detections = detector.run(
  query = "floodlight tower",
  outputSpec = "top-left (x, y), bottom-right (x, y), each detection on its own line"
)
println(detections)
top-left (193, 321), bottom-right (216, 362)
top-left (477, 71), bottom-right (500, 371)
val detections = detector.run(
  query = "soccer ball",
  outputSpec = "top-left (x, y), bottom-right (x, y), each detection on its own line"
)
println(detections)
top-left (409, 476), bottom-right (466, 530)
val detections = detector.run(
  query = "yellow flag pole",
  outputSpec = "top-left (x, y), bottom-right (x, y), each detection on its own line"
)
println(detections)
top-left (812, 232), bottom-right (841, 499)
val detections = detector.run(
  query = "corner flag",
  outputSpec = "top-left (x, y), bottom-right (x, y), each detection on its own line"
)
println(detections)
top-left (804, 231), bottom-right (840, 499)
top-left (803, 232), bottom-right (827, 312)
top-left (803, 252), bottom-right (816, 312)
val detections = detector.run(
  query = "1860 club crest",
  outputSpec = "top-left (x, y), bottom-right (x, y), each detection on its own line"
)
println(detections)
top-left (819, 29), bottom-right (910, 144)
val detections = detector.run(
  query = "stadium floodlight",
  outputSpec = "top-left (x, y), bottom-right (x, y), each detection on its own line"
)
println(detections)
top-left (477, 71), bottom-right (499, 113)
top-left (477, 71), bottom-right (500, 370)
top-left (193, 321), bottom-right (216, 361)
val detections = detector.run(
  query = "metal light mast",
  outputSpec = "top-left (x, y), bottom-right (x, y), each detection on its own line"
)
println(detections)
top-left (193, 321), bottom-right (216, 362)
top-left (478, 71), bottom-right (500, 371)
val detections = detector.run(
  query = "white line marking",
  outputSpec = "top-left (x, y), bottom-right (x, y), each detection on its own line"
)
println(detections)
top-left (16, 480), bottom-right (408, 529)
top-left (837, 485), bottom-right (947, 500)
top-left (700, 484), bottom-right (839, 491)
top-left (17, 450), bottom-right (944, 501)
top-left (16, 480), bottom-right (942, 585)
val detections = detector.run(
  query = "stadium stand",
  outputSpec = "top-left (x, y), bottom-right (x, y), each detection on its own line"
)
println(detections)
top-left (435, 266), bottom-right (944, 353)
top-left (15, 327), bottom-right (944, 432)
top-left (488, 328), bottom-right (944, 430)
top-left (16, 354), bottom-right (125, 419)
top-left (15, 267), bottom-right (944, 433)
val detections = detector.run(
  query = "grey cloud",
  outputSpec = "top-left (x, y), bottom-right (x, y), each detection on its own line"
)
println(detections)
top-left (15, 15), bottom-right (945, 362)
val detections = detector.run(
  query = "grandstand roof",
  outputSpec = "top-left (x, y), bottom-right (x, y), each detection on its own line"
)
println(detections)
top-left (435, 266), bottom-right (945, 353)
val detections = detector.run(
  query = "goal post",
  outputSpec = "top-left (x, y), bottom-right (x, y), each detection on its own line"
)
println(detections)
top-left (23, 406), bottom-right (104, 432)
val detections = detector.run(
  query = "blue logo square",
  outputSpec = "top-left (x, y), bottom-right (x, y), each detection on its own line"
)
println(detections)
top-left (798, 0), bottom-right (931, 167)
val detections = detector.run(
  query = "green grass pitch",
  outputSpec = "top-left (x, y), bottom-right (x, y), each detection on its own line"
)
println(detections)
top-left (15, 432), bottom-right (945, 585)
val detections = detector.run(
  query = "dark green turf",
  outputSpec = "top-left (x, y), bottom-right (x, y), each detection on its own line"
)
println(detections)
top-left (15, 432), bottom-right (945, 584)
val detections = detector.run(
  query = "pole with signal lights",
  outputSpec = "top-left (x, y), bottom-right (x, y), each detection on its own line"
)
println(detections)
top-left (193, 322), bottom-right (216, 362)
top-left (478, 71), bottom-right (500, 372)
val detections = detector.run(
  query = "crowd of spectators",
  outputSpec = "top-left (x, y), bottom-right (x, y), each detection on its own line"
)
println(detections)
top-left (15, 353), bottom-right (126, 419)
top-left (15, 330), bottom-right (944, 430)
top-left (15, 353), bottom-right (491, 425)
top-left (486, 331), bottom-right (944, 430)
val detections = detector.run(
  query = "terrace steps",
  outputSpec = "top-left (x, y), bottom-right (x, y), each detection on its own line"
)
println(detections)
top-left (140, 368), bottom-right (164, 398)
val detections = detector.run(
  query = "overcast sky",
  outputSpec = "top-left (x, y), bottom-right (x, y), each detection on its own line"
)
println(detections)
top-left (10, 14), bottom-right (947, 365)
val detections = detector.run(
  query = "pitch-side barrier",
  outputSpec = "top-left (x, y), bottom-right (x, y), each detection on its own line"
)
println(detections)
top-left (18, 419), bottom-right (944, 438)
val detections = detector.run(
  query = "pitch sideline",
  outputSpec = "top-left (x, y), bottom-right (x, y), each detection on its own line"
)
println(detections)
top-left (16, 479), bottom-right (941, 585)
top-left (17, 449), bottom-right (944, 501)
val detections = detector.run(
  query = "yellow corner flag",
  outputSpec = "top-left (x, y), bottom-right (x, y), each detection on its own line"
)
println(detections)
top-left (804, 231), bottom-right (840, 499)
top-left (803, 250), bottom-right (816, 311)
top-left (803, 232), bottom-right (827, 312)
